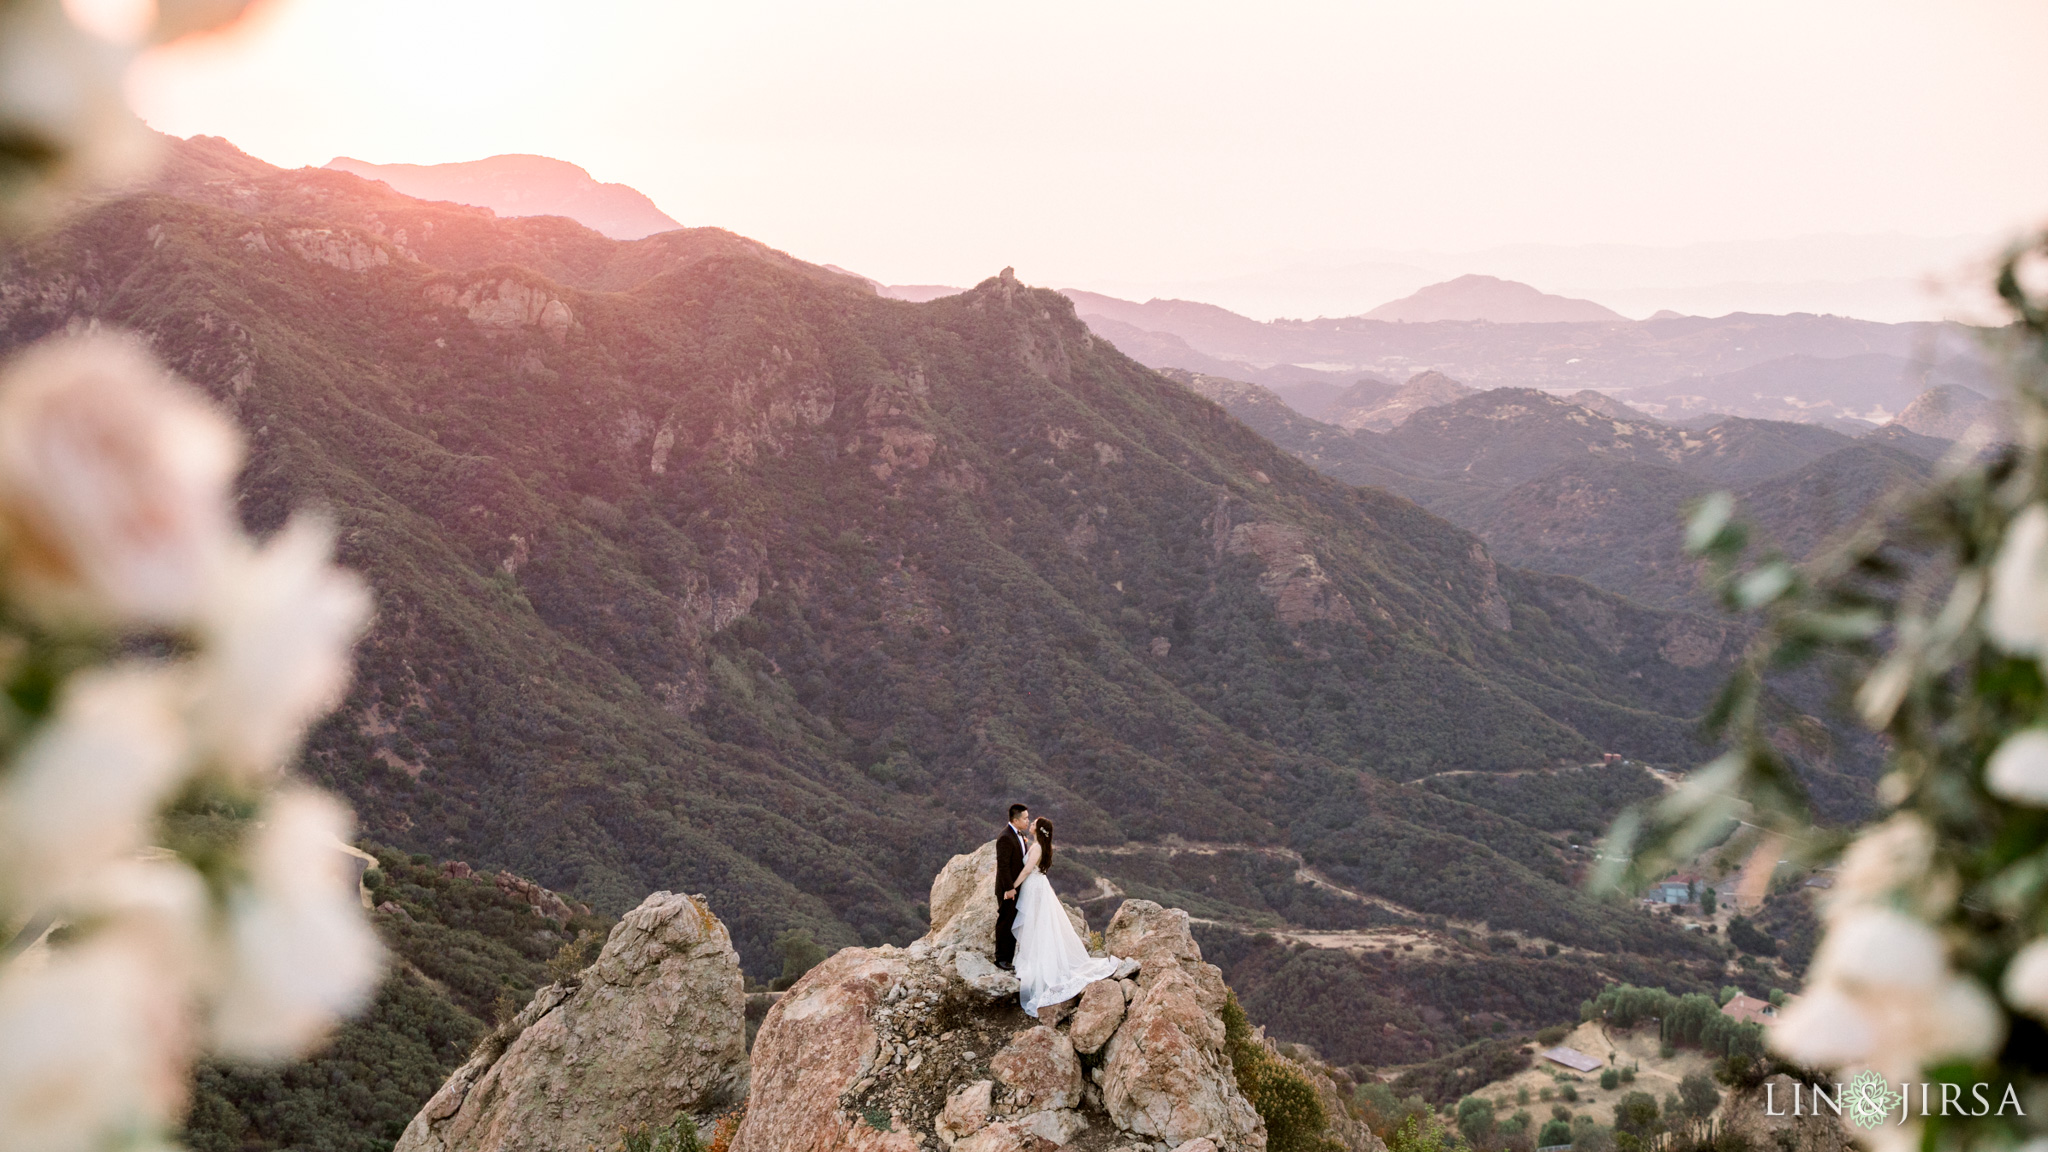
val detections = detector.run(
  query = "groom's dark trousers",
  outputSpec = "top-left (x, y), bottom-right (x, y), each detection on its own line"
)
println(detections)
top-left (993, 824), bottom-right (1025, 967)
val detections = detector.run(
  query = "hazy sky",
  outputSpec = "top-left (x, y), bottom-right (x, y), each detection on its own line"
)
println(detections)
top-left (131, 1), bottom-right (2048, 315)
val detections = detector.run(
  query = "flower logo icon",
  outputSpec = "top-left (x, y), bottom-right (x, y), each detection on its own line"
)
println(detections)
top-left (1844, 1070), bottom-right (1904, 1129)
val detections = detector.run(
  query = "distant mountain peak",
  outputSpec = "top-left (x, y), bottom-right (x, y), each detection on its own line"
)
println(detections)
top-left (1363, 274), bottom-right (1626, 324)
top-left (324, 154), bottom-right (680, 240)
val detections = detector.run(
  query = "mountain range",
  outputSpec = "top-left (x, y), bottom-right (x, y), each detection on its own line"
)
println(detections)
top-left (2, 135), bottom-right (1763, 1088)
top-left (324, 153), bottom-right (682, 240)
top-left (1061, 286), bottom-right (1991, 433)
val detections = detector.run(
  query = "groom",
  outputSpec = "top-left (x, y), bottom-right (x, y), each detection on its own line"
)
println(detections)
top-left (993, 803), bottom-right (1032, 970)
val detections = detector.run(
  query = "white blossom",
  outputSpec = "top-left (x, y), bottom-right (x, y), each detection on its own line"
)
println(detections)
top-left (0, 936), bottom-right (191, 1152)
top-left (1813, 907), bottom-right (1947, 989)
top-left (1986, 729), bottom-right (2048, 806)
top-left (0, 1), bottom-right (157, 233)
top-left (0, 663), bottom-right (188, 911)
top-left (1768, 984), bottom-right (1875, 1069)
top-left (1988, 503), bottom-right (2048, 658)
top-left (1773, 831), bottom-right (2005, 1082)
top-left (0, 335), bottom-right (241, 627)
top-left (193, 516), bottom-right (370, 779)
top-left (1831, 814), bottom-right (1939, 909)
top-left (2003, 937), bottom-right (2048, 1019)
top-left (209, 789), bottom-right (383, 1060)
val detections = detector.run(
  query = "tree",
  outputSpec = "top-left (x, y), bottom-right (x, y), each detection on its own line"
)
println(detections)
top-left (1700, 887), bottom-right (1716, 915)
top-left (1539, 1119), bottom-right (1574, 1148)
top-left (1725, 916), bottom-right (1777, 957)
top-left (1570, 1116), bottom-right (1614, 1152)
top-left (1676, 1072), bottom-right (1721, 1121)
top-left (770, 928), bottom-right (828, 990)
top-left (1612, 1092), bottom-right (1661, 1141)
top-left (1388, 1112), bottom-right (1457, 1152)
top-left (1768, 988), bottom-right (1786, 1008)
top-left (1599, 1069), bottom-right (1620, 1091)
top-left (1717, 985), bottom-right (1741, 1006)
top-left (1458, 1096), bottom-right (1498, 1147)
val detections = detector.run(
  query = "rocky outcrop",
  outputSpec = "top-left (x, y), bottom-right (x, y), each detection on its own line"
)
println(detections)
top-left (424, 277), bottom-right (574, 340)
top-left (394, 892), bottom-right (747, 1152)
top-left (1098, 903), bottom-right (1261, 1150)
top-left (733, 850), bottom-right (1267, 1152)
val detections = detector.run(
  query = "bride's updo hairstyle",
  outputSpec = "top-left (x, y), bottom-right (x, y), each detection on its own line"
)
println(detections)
top-left (1034, 817), bottom-right (1053, 870)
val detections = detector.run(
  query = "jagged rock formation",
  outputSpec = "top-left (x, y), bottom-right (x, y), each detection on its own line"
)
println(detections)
top-left (394, 891), bottom-right (748, 1152)
top-left (733, 845), bottom-right (1268, 1152)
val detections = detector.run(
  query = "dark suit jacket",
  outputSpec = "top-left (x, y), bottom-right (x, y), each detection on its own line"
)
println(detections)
top-left (994, 825), bottom-right (1025, 899)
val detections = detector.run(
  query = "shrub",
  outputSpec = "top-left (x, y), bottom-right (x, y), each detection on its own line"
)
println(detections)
top-left (1559, 1085), bottom-right (1579, 1103)
top-left (1457, 1096), bottom-right (1498, 1146)
top-left (1599, 1069), bottom-right (1619, 1090)
top-left (1675, 1073), bottom-right (1720, 1120)
top-left (1223, 994), bottom-right (1341, 1152)
top-left (1540, 1119), bottom-right (1574, 1148)
top-left (621, 1116), bottom-right (702, 1152)
top-left (1388, 1112), bottom-right (1457, 1152)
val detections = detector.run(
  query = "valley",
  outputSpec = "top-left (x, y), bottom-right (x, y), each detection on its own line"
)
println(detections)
top-left (5, 134), bottom-right (1872, 1149)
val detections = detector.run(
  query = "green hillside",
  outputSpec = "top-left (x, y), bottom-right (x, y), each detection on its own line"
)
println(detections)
top-left (2, 139), bottom-right (1739, 1069)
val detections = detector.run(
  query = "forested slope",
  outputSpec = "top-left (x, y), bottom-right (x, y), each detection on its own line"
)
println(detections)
top-left (4, 138), bottom-right (1733, 1039)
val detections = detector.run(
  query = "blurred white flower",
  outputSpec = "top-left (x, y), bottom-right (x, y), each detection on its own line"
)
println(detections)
top-left (0, 334), bottom-right (241, 627)
top-left (209, 788), bottom-right (382, 1060)
top-left (0, 663), bottom-right (187, 910)
top-left (2004, 937), bottom-right (2048, 1019)
top-left (1815, 907), bottom-right (1947, 989)
top-left (0, 0), bottom-right (157, 234)
top-left (1832, 813), bottom-right (1938, 908)
top-left (1769, 984), bottom-right (1875, 1068)
top-left (1988, 503), bottom-right (2048, 658)
top-left (194, 516), bottom-right (369, 779)
top-left (1986, 729), bottom-right (2048, 806)
top-left (0, 936), bottom-right (190, 1152)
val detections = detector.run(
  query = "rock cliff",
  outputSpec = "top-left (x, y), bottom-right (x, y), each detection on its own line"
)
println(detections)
top-left (733, 844), bottom-right (1266, 1152)
top-left (398, 849), bottom-right (1380, 1152)
top-left (393, 891), bottom-right (748, 1152)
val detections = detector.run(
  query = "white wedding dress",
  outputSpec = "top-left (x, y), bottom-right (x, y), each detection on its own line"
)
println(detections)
top-left (1012, 851), bottom-right (1120, 1018)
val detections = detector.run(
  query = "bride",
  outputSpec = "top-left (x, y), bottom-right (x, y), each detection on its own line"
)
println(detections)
top-left (1008, 817), bottom-right (1121, 1018)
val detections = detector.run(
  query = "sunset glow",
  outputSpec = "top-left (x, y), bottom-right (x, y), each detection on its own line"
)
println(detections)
top-left (128, 1), bottom-right (2048, 317)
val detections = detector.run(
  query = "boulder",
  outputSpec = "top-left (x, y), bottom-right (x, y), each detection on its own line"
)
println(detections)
top-left (1105, 901), bottom-right (1223, 1009)
top-left (1069, 979), bottom-right (1125, 1054)
top-left (954, 948), bottom-right (1020, 1000)
top-left (1174, 1141), bottom-right (1221, 1152)
top-left (989, 1026), bottom-right (1081, 1112)
top-left (926, 840), bottom-right (999, 955)
top-left (730, 947), bottom-right (920, 1152)
top-left (1099, 902), bottom-right (1263, 1151)
top-left (924, 841), bottom-right (1093, 961)
top-left (953, 1108), bottom-right (1087, 1152)
top-left (937, 1080), bottom-right (994, 1145)
top-left (394, 892), bottom-right (747, 1152)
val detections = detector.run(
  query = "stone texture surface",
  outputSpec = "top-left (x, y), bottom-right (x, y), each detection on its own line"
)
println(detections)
top-left (1069, 979), bottom-right (1126, 1054)
top-left (989, 1026), bottom-right (1082, 1112)
top-left (937, 1080), bottom-right (994, 1145)
top-left (953, 1109), bottom-right (1087, 1152)
top-left (394, 891), bottom-right (747, 1152)
top-left (730, 946), bottom-right (920, 1152)
top-left (733, 869), bottom-right (1272, 1152)
top-left (1099, 901), bottom-right (1263, 1152)
top-left (926, 840), bottom-right (999, 954)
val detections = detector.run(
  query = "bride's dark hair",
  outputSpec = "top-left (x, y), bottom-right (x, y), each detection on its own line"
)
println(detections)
top-left (1034, 817), bottom-right (1053, 871)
